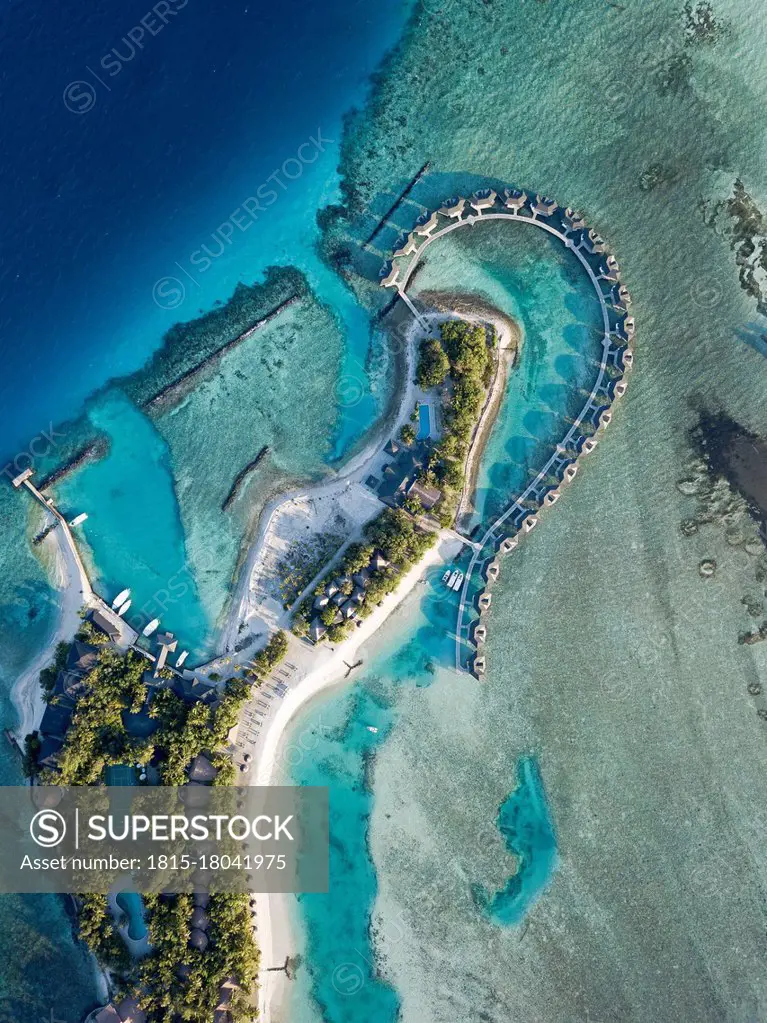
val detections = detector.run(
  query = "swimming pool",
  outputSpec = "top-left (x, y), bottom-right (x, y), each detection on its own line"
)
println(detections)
top-left (116, 892), bottom-right (148, 942)
top-left (417, 403), bottom-right (431, 440)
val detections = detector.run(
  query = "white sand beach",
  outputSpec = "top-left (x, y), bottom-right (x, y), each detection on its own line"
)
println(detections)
top-left (250, 532), bottom-right (462, 1022)
top-left (11, 523), bottom-right (90, 740)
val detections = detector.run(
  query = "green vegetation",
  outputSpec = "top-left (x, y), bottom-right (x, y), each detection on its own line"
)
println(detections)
top-left (41, 647), bottom-right (151, 785)
top-left (75, 617), bottom-right (110, 646)
top-left (245, 629), bottom-right (288, 682)
top-left (364, 507), bottom-right (435, 569)
top-left (137, 893), bottom-right (258, 1023)
top-left (416, 320), bottom-right (495, 526)
top-left (38, 639), bottom-right (70, 698)
top-left (21, 732), bottom-right (41, 778)
top-left (400, 423), bottom-right (416, 446)
top-left (417, 337), bottom-right (451, 388)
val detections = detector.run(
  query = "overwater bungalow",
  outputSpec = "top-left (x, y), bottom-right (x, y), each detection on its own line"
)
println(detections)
top-left (472, 655), bottom-right (487, 678)
top-left (622, 347), bottom-right (634, 369)
top-left (581, 229), bottom-right (607, 254)
top-left (623, 315), bottom-right (636, 339)
top-left (473, 623), bottom-right (488, 644)
top-left (563, 463), bottom-right (579, 484)
top-left (532, 195), bottom-right (558, 217)
top-left (478, 592), bottom-right (492, 613)
top-left (522, 514), bottom-right (538, 533)
top-left (499, 536), bottom-right (519, 554)
top-left (485, 560), bottom-right (500, 582)
top-left (543, 489), bottom-right (561, 508)
top-left (471, 190), bottom-right (498, 212)
top-left (392, 232), bottom-right (418, 258)
top-left (582, 437), bottom-right (599, 454)
top-left (613, 379), bottom-right (628, 398)
top-left (380, 264), bottom-right (401, 289)
top-left (415, 212), bottom-right (440, 237)
top-left (439, 197), bottom-right (466, 219)
top-left (504, 188), bottom-right (527, 212)
top-left (599, 410), bottom-right (613, 429)
top-left (560, 207), bottom-right (586, 233)
top-left (598, 257), bottom-right (619, 283)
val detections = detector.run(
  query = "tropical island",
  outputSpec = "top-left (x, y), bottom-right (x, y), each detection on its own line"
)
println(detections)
top-left (10, 186), bottom-right (633, 1023)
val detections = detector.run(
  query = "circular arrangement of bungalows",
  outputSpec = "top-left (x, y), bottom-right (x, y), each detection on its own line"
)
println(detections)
top-left (378, 186), bottom-right (635, 677)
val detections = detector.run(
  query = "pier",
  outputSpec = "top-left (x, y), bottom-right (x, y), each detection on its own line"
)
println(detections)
top-left (378, 189), bottom-right (635, 673)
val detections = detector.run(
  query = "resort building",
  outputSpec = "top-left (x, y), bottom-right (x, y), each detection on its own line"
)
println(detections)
top-left (499, 536), bottom-right (519, 554)
top-left (581, 228), bottom-right (607, 254)
top-left (406, 478), bottom-right (441, 511)
top-left (613, 379), bottom-right (628, 398)
top-left (561, 207), bottom-right (586, 233)
top-left (522, 515), bottom-right (538, 533)
top-left (532, 195), bottom-right (558, 217)
top-left (543, 489), bottom-right (561, 508)
top-left (622, 347), bottom-right (634, 369)
top-left (478, 592), bottom-right (492, 613)
top-left (392, 232), bottom-right (418, 258)
top-left (471, 190), bottom-right (498, 213)
top-left (473, 623), bottom-right (488, 644)
top-left (563, 463), bottom-right (579, 484)
top-left (485, 560), bottom-right (500, 582)
top-left (582, 437), bottom-right (599, 454)
top-left (504, 189), bottom-right (527, 213)
top-left (472, 655), bottom-right (487, 678)
top-left (313, 593), bottom-right (330, 611)
top-left (440, 197), bottom-right (466, 219)
top-left (154, 631), bottom-right (178, 677)
top-left (309, 620), bottom-right (327, 644)
top-left (90, 608), bottom-right (120, 642)
top-left (380, 264), bottom-right (402, 289)
top-left (599, 410), bottom-right (613, 429)
top-left (415, 212), bottom-right (440, 237)
top-left (371, 551), bottom-right (389, 571)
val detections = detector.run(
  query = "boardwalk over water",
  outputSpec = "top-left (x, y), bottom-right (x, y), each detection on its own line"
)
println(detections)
top-left (379, 189), bottom-right (635, 673)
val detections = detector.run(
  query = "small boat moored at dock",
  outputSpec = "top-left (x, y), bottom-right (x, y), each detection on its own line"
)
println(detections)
top-left (112, 588), bottom-right (131, 609)
top-left (115, 600), bottom-right (131, 617)
top-left (446, 570), bottom-right (460, 589)
top-left (142, 618), bottom-right (160, 637)
top-left (450, 571), bottom-right (465, 591)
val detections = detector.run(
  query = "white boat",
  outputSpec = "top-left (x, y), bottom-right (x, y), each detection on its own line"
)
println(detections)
top-left (112, 588), bottom-right (130, 609)
top-left (446, 570), bottom-right (459, 589)
top-left (116, 599), bottom-right (131, 616)
top-left (142, 618), bottom-right (160, 637)
top-left (367, 726), bottom-right (379, 734)
top-left (176, 650), bottom-right (189, 668)
top-left (442, 569), bottom-right (451, 583)
top-left (450, 572), bottom-right (465, 591)
top-left (69, 512), bottom-right (88, 527)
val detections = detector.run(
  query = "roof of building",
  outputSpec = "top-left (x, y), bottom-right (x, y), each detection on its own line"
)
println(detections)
top-left (189, 928), bottom-right (209, 951)
top-left (187, 754), bottom-right (218, 784)
top-left (371, 551), bottom-right (389, 570)
top-left (94, 1006), bottom-right (122, 1023)
top-left (352, 569), bottom-right (370, 587)
top-left (313, 594), bottom-right (330, 610)
top-left (37, 734), bottom-right (65, 766)
top-left (89, 609), bottom-right (120, 640)
top-left (309, 620), bottom-right (327, 642)
top-left (66, 640), bottom-right (100, 676)
top-left (116, 996), bottom-right (148, 1023)
top-left (384, 439), bottom-right (400, 456)
top-left (190, 907), bottom-right (211, 931)
top-left (406, 479), bottom-right (441, 510)
top-left (40, 702), bottom-right (73, 739)
top-left (364, 475), bottom-right (380, 490)
top-left (339, 601), bottom-right (357, 620)
top-left (351, 586), bottom-right (366, 604)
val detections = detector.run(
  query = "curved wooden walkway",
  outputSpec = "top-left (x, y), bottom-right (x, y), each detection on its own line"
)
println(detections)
top-left (380, 191), bottom-right (634, 672)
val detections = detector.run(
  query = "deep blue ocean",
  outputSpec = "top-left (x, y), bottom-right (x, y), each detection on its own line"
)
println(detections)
top-left (0, 0), bottom-right (409, 458)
